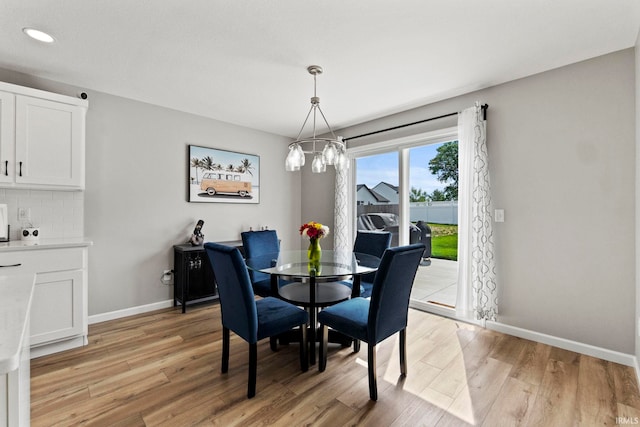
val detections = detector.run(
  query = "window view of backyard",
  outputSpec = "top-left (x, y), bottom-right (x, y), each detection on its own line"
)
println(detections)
top-left (355, 140), bottom-right (458, 310)
top-left (429, 223), bottom-right (457, 261)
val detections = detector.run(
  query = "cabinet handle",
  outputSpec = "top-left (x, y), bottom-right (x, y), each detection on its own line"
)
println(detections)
top-left (19, 161), bottom-right (22, 177)
top-left (4, 161), bottom-right (6, 176)
top-left (0, 263), bottom-right (21, 268)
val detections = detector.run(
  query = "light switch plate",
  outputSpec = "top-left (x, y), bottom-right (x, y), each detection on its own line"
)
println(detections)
top-left (495, 209), bottom-right (505, 222)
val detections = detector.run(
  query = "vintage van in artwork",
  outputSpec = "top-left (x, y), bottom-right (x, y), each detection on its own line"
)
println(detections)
top-left (199, 172), bottom-right (252, 197)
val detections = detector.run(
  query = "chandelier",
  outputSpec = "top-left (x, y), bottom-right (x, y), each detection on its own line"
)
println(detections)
top-left (285, 65), bottom-right (348, 173)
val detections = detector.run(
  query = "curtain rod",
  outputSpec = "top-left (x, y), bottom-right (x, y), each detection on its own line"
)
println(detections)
top-left (343, 103), bottom-right (488, 142)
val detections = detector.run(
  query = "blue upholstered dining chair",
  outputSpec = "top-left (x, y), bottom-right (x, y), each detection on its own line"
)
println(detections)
top-left (352, 231), bottom-right (391, 298)
top-left (241, 230), bottom-right (280, 297)
top-left (318, 243), bottom-right (425, 401)
top-left (204, 242), bottom-right (308, 399)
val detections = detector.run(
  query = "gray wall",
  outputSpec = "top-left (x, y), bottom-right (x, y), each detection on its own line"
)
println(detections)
top-left (304, 49), bottom-right (636, 354)
top-left (0, 68), bottom-right (301, 315)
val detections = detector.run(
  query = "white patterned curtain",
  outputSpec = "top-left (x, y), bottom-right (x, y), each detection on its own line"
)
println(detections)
top-left (333, 162), bottom-right (350, 251)
top-left (456, 103), bottom-right (497, 322)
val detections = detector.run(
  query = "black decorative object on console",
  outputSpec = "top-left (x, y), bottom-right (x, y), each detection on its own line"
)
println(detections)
top-left (189, 219), bottom-right (205, 246)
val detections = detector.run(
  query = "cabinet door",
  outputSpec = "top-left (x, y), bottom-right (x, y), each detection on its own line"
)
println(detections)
top-left (15, 95), bottom-right (84, 188)
top-left (30, 270), bottom-right (84, 346)
top-left (0, 91), bottom-right (15, 184)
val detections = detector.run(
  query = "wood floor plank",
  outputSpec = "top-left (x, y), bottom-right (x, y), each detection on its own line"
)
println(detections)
top-left (576, 355), bottom-right (617, 425)
top-left (424, 352), bottom-right (466, 399)
top-left (31, 359), bottom-right (132, 400)
top-left (388, 394), bottom-right (449, 427)
top-left (420, 333), bottom-right (464, 370)
top-left (481, 377), bottom-right (537, 427)
top-left (427, 327), bottom-right (500, 399)
top-left (613, 363), bottom-right (640, 410)
top-left (510, 340), bottom-right (551, 386)
top-left (444, 357), bottom-right (513, 425)
top-left (29, 304), bottom-right (640, 426)
top-left (526, 359), bottom-right (579, 427)
top-left (290, 399), bottom-right (358, 426)
top-left (489, 334), bottom-right (527, 366)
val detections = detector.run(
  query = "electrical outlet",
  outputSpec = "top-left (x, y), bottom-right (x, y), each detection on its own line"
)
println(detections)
top-left (161, 269), bottom-right (173, 285)
top-left (18, 207), bottom-right (30, 221)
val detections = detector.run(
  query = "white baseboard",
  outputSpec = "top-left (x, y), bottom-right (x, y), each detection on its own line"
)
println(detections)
top-left (486, 320), bottom-right (636, 367)
top-left (88, 299), bottom-right (174, 325)
top-left (31, 336), bottom-right (86, 359)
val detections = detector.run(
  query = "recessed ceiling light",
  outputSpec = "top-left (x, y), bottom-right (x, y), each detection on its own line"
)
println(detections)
top-left (22, 28), bottom-right (55, 43)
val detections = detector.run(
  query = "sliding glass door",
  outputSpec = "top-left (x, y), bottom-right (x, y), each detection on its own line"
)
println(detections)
top-left (349, 128), bottom-right (459, 315)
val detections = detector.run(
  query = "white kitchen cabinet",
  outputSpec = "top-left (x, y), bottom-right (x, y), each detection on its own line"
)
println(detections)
top-left (0, 81), bottom-right (87, 190)
top-left (30, 269), bottom-right (84, 347)
top-left (0, 91), bottom-right (15, 185)
top-left (0, 241), bottom-right (90, 358)
top-left (15, 95), bottom-right (85, 188)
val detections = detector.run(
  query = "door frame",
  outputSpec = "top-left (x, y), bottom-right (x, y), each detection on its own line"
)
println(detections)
top-left (346, 127), bottom-right (460, 317)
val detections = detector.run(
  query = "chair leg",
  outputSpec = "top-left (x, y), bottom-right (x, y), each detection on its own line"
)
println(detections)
top-left (248, 342), bottom-right (257, 399)
top-left (399, 328), bottom-right (407, 376)
top-left (368, 344), bottom-right (377, 401)
top-left (221, 327), bottom-right (230, 374)
top-left (270, 336), bottom-right (278, 352)
top-left (299, 324), bottom-right (308, 372)
top-left (353, 339), bottom-right (361, 353)
top-left (319, 324), bottom-right (328, 372)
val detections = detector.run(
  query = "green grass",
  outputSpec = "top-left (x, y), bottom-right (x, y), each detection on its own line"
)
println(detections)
top-left (427, 223), bottom-right (458, 261)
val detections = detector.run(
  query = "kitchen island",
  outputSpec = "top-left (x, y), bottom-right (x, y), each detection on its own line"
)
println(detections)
top-left (0, 273), bottom-right (35, 427)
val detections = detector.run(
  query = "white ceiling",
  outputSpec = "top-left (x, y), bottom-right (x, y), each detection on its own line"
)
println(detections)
top-left (1, 1), bottom-right (639, 138)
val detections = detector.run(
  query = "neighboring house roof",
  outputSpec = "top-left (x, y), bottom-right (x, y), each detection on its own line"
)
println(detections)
top-left (375, 182), bottom-right (399, 193)
top-left (357, 184), bottom-right (390, 203)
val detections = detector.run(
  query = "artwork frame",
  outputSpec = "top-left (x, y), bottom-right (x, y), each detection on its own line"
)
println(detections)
top-left (188, 145), bottom-right (260, 204)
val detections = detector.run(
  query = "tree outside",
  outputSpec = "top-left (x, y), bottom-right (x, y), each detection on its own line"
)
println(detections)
top-left (408, 140), bottom-right (458, 203)
top-left (410, 186), bottom-right (429, 202)
top-left (428, 141), bottom-right (458, 201)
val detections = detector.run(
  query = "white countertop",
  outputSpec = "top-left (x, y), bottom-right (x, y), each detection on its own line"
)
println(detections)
top-left (0, 274), bottom-right (34, 373)
top-left (0, 237), bottom-right (93, 252)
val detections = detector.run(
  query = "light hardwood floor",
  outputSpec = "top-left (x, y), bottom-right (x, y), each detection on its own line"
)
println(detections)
top-left (31, 304), bottom-right (640, 426)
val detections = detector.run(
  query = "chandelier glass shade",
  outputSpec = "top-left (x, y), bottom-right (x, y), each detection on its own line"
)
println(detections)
top-left (285, 65), bottom-right (347, 173)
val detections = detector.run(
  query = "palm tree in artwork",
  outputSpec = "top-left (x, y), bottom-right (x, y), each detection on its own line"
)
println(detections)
top-left (239, 158), bottom-right (254, 176)
top-left (201, 156), bottom-right (215, 172)
top-left (190, 157), bottom-right (203, 183)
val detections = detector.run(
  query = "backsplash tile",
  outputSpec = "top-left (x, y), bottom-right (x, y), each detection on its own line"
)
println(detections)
top-left (0, 189), bottom-right (84, 240)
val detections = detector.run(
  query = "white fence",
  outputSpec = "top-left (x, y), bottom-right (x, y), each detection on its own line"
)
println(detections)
top-left (411, 201), bottom-right (458, 225)
top-left (358, 201), bottom-right (458, 225)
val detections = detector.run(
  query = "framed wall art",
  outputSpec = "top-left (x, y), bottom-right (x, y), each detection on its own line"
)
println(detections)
top-left (188, 145), bottom-right (260, 204)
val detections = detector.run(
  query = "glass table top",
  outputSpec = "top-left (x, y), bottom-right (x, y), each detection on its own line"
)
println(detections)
top-left (245, 250), bottom-right (379, 280)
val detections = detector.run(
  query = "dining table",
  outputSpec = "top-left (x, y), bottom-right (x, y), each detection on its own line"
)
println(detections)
top-left (245, 249), bottom-right (380, 365)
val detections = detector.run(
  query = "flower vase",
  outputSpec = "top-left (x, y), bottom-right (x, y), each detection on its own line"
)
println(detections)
top-left (307, 238), bottom-right (322, 274)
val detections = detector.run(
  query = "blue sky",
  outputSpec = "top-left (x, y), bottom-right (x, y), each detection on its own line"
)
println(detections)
top-left (356, 141), bottom-right (454, 195)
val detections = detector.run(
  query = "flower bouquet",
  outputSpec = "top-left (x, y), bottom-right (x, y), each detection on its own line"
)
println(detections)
top-left (299, 221), bottom-right (330, 271)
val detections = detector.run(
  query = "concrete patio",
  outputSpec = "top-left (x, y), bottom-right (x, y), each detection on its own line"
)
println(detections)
top-left (411, 258), bottom-right (458, 308)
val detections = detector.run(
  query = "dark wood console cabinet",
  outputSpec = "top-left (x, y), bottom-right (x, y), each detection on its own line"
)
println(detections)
top-left (173, 240), bottom-right (243, 313)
